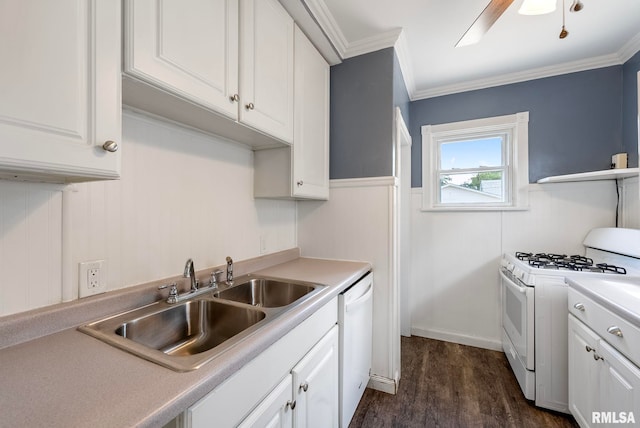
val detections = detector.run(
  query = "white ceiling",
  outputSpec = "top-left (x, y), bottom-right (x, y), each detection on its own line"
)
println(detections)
top-left (299, 0), bottom-right (640, 100)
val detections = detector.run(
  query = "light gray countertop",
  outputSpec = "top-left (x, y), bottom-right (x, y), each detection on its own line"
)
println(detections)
top-left (0, 252), bottom-right (371, 427)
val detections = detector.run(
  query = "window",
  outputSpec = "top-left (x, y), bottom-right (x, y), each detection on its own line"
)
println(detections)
top-left (421, 112), bottom-right (529, 211)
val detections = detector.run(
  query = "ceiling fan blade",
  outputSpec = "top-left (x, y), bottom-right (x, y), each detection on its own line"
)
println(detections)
top-left (456, 0), bottom-right (515, 47)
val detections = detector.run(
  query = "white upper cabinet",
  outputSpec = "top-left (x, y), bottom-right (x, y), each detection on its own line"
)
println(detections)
top-left (239, 0), bottom-right (294, 144)
top-left (292, 26), bottom-right (329, 199)
top-left (253, 26), bottom-right (330, 200)
top-left (124, 0), bottom-right (239, 120)
top-left (123, 0), bottom-right (294, 147)
top-left (0, 0), bottom-right (121, 182)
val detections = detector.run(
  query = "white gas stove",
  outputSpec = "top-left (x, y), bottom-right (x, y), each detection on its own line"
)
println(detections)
top-left (499, 227), bottom-right (640, 413)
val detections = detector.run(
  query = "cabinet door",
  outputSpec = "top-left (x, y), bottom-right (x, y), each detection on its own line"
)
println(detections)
top-left (292, 325), bottom-right (339, 428)
top-left (239, 0), bottom-right (294, 144)
top-left (238, 375), bottom-right (294, 428)
top-left (0, 0), bottom-right (120, 182)
top-left (292, 27), bottom-right (329, 200)
top-left (568, 315), bottom-right (601, 428)
top-left (599, 340), bottom-right (640, 423)
top-left (124, 0), bottom-right (239, 120)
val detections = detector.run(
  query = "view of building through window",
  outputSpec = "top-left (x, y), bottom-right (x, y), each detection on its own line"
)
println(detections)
top-left (438, 136), bottom-right (506, 204)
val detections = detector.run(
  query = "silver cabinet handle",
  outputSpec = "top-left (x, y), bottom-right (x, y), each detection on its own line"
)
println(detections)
top-left (297, 180), bottom-right (304, 187)
top-left (102, 141), bottom-right (118, 152)
top-left (229, 93), bottom-right (239, 102)
top-left (286, 400), bottom-right (296, 410)
top-left (573, 302), bottom-right (585, 311)
top-left (300, 382), bottom-right (309, 392)
top-left (585, 345), bottom-right (594, 353)
top-left (607, 326), bottom-right (623, 337)
top-left (245, 102), bottom-right (255, 110)
top-left (593, 353), bottom-right (604, 361)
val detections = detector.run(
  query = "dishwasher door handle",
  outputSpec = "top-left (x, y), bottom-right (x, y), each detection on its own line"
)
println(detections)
top-left (345, 282), bottom-right (373, 313)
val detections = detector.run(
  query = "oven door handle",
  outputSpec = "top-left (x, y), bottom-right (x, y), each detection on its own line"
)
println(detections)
top-left (500, 270), bottom-right (527, 294)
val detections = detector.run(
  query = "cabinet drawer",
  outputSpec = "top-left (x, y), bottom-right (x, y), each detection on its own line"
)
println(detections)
top-left (569, 288), bottom-right (640, 367)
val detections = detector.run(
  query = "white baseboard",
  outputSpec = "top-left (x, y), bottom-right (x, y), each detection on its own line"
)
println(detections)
top-left (411, 327), bottom-right (502, 352)
top-left (367, 374), bottom-right (398, 395)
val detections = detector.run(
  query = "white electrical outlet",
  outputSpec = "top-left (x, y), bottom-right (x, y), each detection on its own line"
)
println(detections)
top-left (260, 235), bottom-right (267, 254)
top-left (79, 260), bottom-right (107, 298)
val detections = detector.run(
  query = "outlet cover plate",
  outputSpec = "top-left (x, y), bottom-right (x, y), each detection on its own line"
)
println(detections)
top-left (79, 260), bottom-right (107, 298)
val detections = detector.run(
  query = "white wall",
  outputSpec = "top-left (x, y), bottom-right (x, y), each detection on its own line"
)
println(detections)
top-left (0, 111), bottom-right (297, 316)
top-left (297, 177), bottom-right (399, 392)
top-left (409, 180), bottom-right (622, 350)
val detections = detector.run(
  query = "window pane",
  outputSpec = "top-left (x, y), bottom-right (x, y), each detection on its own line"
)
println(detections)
top-left (440, 136), bottom-right (503, 170)
top-left (439, 171), bottom-right (504, 204)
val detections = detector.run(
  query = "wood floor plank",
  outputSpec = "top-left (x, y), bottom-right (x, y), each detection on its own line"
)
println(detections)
top-left (350, 336), bottom-right (578, 428)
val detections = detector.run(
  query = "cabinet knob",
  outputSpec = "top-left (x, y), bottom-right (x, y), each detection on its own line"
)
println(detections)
top-left (230, 94), bottom-right (239, 102)
top-left (585, 345), bottom-right (594, 353)
top-left (573, 302), bottom-right (585, 311)
top-left (593, 353), bottom-right (604, 361)
top-left (286, 400), bottom-right (296, 410)
top-left (102, 141), bottom-right (118, 152)
top-left (245, 102), bottom-right (255, 110)
top-left (607, 326), bottom-right (623, 337)
top-left (297, 180), bottom-right (304, 187)
top-left (300, 382), bottom-right (309, 392)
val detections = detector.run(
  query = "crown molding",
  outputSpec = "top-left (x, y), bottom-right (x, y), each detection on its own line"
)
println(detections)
top-left (343, 28), bottom-right (402, 58)
top-left (393, 30), bottom-right (416, 97)
top-left (303, 0), bottom-right (348, 57)
top-left (618, 32), bottom-right (640, 63)
top-left (411, 52), bottom-right (624, 100)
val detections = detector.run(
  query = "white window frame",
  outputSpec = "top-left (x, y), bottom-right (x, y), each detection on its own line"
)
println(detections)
top-left (421, 112), bottom-right (529, 211)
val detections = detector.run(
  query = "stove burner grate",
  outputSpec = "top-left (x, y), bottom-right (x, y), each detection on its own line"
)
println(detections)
top-left (514, 252), bottom-right (625, 274)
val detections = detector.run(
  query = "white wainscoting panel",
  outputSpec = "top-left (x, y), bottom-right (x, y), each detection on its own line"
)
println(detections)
top-left (297, 177), bottom-right (398, 390)
top-left (0, 111), bottom-right (297, 315)
top-left (66, 111), bottom-right (297, 298)
top-left (410, 180), bottom-right (618, 350)
top-left (0, 181), bottom-right (63, 316)
top-left (621, 176), bottom-right (639, 229)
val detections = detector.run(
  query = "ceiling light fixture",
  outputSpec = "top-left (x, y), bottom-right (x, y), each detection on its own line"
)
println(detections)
top-left (518, 0), bottom-right (557, 15)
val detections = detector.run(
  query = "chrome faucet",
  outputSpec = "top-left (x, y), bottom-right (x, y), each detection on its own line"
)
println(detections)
top-left (226, 256), bottom-right (234, 284)
top-left (183, 258), bottom-right (198, 291)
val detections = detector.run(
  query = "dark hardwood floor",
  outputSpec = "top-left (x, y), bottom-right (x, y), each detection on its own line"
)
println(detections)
top-left (350, 336), bottom-right (579, 428)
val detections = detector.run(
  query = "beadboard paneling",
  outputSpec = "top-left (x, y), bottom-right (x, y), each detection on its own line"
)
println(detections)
top-left (409, 180), bottom-right (619, 350)
top-left (297, 178), bottom-right (396, 386)
top-left (0, 181), bottom-right (62, 315)
top-left (66, 111), bottom-right (297, 298)
top-left (0, 111), bottom-right (297, 316)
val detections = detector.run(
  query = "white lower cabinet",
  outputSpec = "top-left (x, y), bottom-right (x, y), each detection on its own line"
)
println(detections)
top-left (292, 325), bottom-right (339, 428)
top-left (568, 313), bottom-right (640, 428)
top-left (184, 299), bottom-right (338, 428)
top-left (238, 375), bottom-right (294, 428)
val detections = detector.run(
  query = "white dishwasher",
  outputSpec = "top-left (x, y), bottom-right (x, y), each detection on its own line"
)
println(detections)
top-left (339, 271), bottom-right (373, 428)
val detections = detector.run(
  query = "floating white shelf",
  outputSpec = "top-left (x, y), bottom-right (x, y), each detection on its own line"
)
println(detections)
top-left (537, 168), bottom-right (639, 183)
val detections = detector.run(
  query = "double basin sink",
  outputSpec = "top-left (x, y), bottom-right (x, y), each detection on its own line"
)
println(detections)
top-left (79, 276), bottom-right (325, 371)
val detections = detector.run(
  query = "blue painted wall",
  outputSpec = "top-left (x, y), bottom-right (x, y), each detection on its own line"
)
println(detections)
top-left (623, 51), bottom-right (640, 167)
top-left (409, 66), bottom-right (624, 186)
top-left (330, 48), bottom-right (395, 179)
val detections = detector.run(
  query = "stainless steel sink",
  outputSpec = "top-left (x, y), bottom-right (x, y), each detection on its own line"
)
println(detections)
top-left (115, 299), bottom-right (266, 355)
top-left (214, 276), bottom-right (322, 307)
top-left (78, 275), bottom-right (326, 371)
top-left (79, 298), bottom-right (268, 371)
